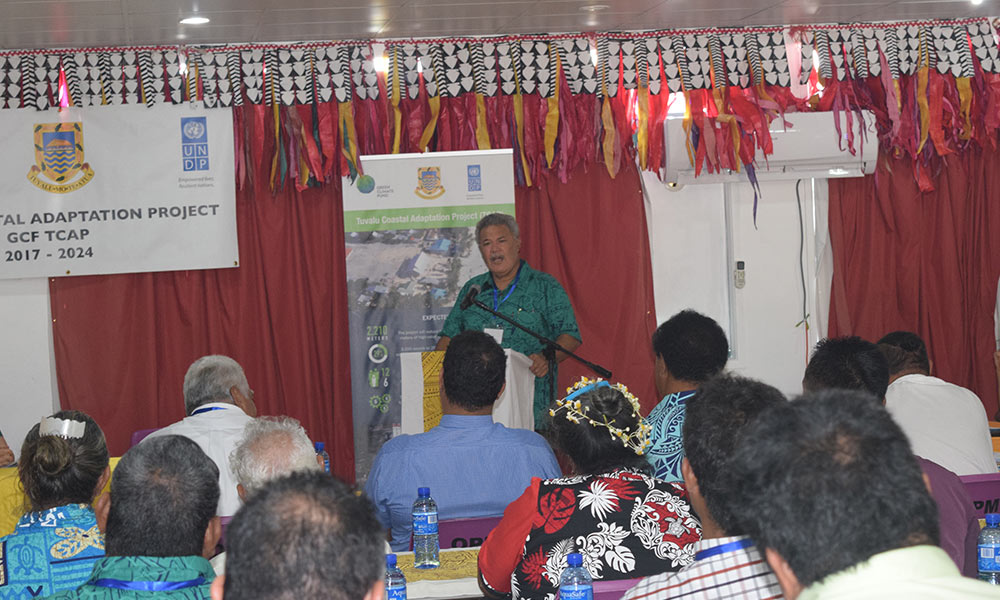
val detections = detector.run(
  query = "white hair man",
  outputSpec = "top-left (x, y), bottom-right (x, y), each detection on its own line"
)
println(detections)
top-left (144, 355), bottom-right (258, 517)
top-left (230, 416), bottom-right (323, 501)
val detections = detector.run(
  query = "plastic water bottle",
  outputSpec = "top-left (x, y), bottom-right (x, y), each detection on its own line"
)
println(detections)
top-left (979, 513), bottom-right (1000, 584)
top-left (559, 552), bottom-right (593, 600)
top-left (385, 553), bottom-right (407, 600)
top-left (314, 442), bottom-right (330, 473)
top-left (412, 487), bottom-right (440, 568)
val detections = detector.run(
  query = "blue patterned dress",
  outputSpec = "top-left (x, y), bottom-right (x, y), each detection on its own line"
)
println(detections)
top-left (0, 504), bottom-right (105, 599)
top-left (644, 391), bottom-right (696, 482)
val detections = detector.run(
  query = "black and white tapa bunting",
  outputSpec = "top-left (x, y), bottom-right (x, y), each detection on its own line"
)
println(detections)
top-left (0, 56), bottom-right (22, 109)
top-left (241, 49), bottom-right (265, 104)
top-left (438, 42), bottom-right (475, 98)
top-left (557, 38), bottom-right (597, 95)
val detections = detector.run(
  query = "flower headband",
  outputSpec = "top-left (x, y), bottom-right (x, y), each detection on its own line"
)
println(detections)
top-left (39, 416), bottom-right (86, 439)
top-left (549, 377), bottom-right (652, 455)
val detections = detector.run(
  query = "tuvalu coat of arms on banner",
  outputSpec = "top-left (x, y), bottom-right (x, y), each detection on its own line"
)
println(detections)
top-left (27, 122), bottom-right (95, 193)
top-left (415, 166), bottom-right (445, 199)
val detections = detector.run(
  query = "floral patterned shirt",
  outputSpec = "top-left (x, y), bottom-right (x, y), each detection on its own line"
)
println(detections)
top-left (478, 468), bottom-right (701, 600)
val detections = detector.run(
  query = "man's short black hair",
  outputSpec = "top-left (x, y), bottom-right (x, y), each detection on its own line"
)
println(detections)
top-left (877, 330), bottom-right (930, 375)
top-left (224, 471), bottom-right (383, 600)
top-left (802, 336), bottom-right (889, 401)
top-left (729, 390), bottom-right (939, 588)
top-left (107, 435), bottom-right (219, 557)
top-left (652, 310), bottom-right (728, 383)
top-left (683, 375), bottom-right (785, 534)
top-left (442, 330), bottom-right (506, 411)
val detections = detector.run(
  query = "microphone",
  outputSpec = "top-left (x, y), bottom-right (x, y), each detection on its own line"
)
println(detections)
top-left (460, 284), bottom-right (482, 310)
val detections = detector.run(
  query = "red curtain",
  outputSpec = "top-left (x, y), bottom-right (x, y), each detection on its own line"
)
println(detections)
top-left (828, 147), bottom-right (1000, 418)
top-left (48, 107), bottom-right (659, 477)
top-left (49, 105), bottom-right (355, 481)
top-left (516, 159), bottom-right (659, 413)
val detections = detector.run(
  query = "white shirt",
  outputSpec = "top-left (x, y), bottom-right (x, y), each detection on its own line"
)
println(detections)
top-left (143, 402), bottom-right (254, 517)
top-left (885, 374), bottom-right (996, 476)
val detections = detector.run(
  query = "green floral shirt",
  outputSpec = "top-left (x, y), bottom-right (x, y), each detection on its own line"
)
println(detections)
top-left (43, 555), bottom-right (214, 599)
top-left (441, 261), bottom-right (581, 425)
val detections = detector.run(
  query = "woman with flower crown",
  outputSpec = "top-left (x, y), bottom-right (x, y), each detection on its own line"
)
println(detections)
top-left (0, 411), bottom-right (109, 598)
top-left (477, 379), bottom-right (702, 600)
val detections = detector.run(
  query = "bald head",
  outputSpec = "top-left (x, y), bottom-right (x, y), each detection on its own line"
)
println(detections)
top-left (230, 417), bottom-right (321, 497)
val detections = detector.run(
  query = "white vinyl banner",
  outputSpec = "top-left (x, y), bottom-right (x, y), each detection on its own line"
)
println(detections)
top-left (0, 104), bottom-right (238, 279)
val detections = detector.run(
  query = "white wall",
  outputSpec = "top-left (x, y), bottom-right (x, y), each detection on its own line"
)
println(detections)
top-left (0, 277), bottom-right (59, 460)
top-left (644, 172), bottom-right (833, 397)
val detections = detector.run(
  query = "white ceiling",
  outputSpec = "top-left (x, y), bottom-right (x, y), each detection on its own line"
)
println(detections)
top-left (0, 0), bottom-right (995, 49)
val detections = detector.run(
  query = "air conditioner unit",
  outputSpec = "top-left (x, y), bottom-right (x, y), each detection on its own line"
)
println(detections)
top-left (663, 110), bottom-right (878, 186)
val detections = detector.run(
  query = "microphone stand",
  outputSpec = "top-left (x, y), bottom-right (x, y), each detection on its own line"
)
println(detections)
top-left (464, 295), bottom-right (612, 412)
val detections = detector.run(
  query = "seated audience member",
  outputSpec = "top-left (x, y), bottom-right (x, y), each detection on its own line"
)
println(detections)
top-left (365, 330), bottom-right (561, 551)
top-left (478, 379), bottom-right (702, 600)
top-left (0, 412), bottom-right (109, 598)
top-left (729, 391), bottom-right (997, 598)
top-left (211, 416), bottom-right (324, 575)
top-left (145, 355), bottom-right (257, 517)
top-left (645, 310), bottom-right (728, 481)
top-left (0, 430), bottom-right (14, 466)
top-left (625, 375), bottom-right (785, 600)
top-left (46, 435), bottom-right (220, 599)
top-left (877, 331), bottom-right (996, 476)
top-left (804, 335), bottom-right (979, 577)
top-left (212, 471), bottom-right (383, 600)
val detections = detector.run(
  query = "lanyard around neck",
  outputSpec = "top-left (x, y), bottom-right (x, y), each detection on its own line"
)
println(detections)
top-left (694, 538), bottom-right (755, 561)
top-left (191, 405), bottom-right (227, 416)
top-left (492, 263), bottom-right (523, 311)
top-left (93, 576), bottom-right (207, 591)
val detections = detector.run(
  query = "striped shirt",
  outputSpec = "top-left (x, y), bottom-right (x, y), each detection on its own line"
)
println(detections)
top-left (623, 535), bottom-right (783, 600)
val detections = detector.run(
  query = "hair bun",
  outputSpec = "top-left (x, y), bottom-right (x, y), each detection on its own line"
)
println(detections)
top-left (32, 435), bottom-right (73, 477)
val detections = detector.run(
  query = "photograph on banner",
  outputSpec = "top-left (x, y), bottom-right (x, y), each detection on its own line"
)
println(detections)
top-left (342, 149), bottom-right (514, 482)
top-left (0, 104), bottom-right (237, 279)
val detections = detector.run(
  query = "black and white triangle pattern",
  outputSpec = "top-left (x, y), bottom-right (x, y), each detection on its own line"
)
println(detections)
top-left (350, 45), bottom-right (379, 101)
top-left (74, 53), bottom-right (101, 106)
top-left (850, 29), bottom-right (869, 79)
top-left (708, 34), bottom-right (724, 89)
top-left (496, 42), bottom-right (518, 96)
top-left (605, 38), bottom-right (622, 97)
top-left (0, 56), bottom-right (22, 109)
top-left (262, 48), bottom-right (278, 105)
top-left (61, 54), bottom-right (81, 106)
top-left (392, 44), bottom-right (427, 100)
top-left (670, 35), bottom-right (690, 91)
top-left (721, 33), bottom-right (750, 88)
top-left (617, 39), bottom-right (638, 91)
top-left (758, 31), bottom-right (789, 86)
top-left (815, 30), bottom-right (833, 79)
top-left (241, 49), bottom-right (265, 104)
top-left (146, 51), bottom-right (168, 106)
top-left (557, 38), bottom-right (597, 95)
top-left (635, 37), bottom-right (649, 88)
top-left (33, 55), bottom-right (60, 110)
top-left (136, 51), bottom-right (155, 106)
top-left (275, 48), bottom-right (313, 105)
top-left (437, 42), bottom-right (475, 98)
top-left (798, 31), bottom-right (814, 85)
top-left (682, 34), bottom-right (711, 89)
top-left (422, 43), bottom-right (442, 98)
top-left (476, 41), bottom-right (500, 97)
top-left (930, 25), bottom-right (965, 77)
top-left (335, 46), bottom-right (354, 103)
top-left (115, 52), bottom-right (141, 105)
top-left (861, 28), bottom-right (880, 78)
top-left (645, 39), bottom-right (662, 95)
top-left (201, 51), bottom-right (235, 108)
top-left (227, 51), bottom-right (243, 106)
top-left (825, 29), bottom-right (849, 80)
top-left (967, 21), bottom-right (1000, 74)
top-left (921, 26), bottom-right (938, 70)
top-left (745, 32), bottom-right (763, 85)
top-left (656, 36), bottom-right (682, 93)
top-left (160, 50), bottom-right (184, 104)
top-left (895, 25), bottom-right (920, 76)
top-left (22, 56), bottom-right (39, 109)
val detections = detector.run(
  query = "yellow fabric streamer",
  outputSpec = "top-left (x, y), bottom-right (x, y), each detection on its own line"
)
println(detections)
top-left (600, 96), bottom-right (616, 178)
top-left (269, 77), bottom-right (280, 189)
top-left (338, 101), bottom-right (361, 173)
top-left (916, 66), bottom-right (930, 154)
top-left (418, 95), bottom-right (441, 152)
top-left (475, 93), bottom-right (491, 150)
top-left (510, 49), bottom-right (532, 186)
top-left (893, 79), bottom-right (902, 112)
top-left (682, 90), bottom-right (695, 168)
top-left (957, 76), bottom-right (972, 140)
top-left (391, 49), bottom-right (402, 154)
top-left (543, 47), bottom-right (561, 168)
top-left (637, 85), bottom-right (649, 170)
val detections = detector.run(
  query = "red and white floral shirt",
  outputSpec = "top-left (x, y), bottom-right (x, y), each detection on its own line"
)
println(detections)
top-left (478, 468), bottom-right (702, 600)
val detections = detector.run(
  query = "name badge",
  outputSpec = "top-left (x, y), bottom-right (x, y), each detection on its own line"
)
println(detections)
top-left (484, 328), bottom-right (504, 344)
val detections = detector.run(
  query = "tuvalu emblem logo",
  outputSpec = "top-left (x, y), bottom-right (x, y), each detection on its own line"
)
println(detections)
top-left (27, 122), bottom-right (95, 194)
top-left (415, 166), bottom-right (445, 200)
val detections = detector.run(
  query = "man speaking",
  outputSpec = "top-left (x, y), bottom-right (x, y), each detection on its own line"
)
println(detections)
top-left (436, 213), bottom-right (581, 429)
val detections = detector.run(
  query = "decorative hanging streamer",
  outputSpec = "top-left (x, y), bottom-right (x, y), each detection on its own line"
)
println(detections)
top-left (507, 42), bottom-right (532, 186)
top-left (634, 38), bottom-right (650, 170)
top-left (927, 71), bottom-right (952, 155)
top-left (418, 45), bottom-right (443, 152)
top-left (543, 43), bottom-right (561, 168)
top-left (389, 46), bottom-right (403, 153)
top-left (336, 46), bottom-right (362, 180)
top-left (265, 49), bottom-right (287, 191)
top-left (470, 41), bottom-right (491, 150)
top-left (597, 37), bottom-right (617, 179)
top-left (916, 62), bottom-right (931, 153)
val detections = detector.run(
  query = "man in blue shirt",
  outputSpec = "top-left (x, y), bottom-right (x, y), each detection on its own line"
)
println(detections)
top-left (645, 310), bottom-right (729, 482)
top-left (365, 330), bottom-right (562, 551)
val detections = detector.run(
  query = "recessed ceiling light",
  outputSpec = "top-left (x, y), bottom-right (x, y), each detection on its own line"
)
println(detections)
top-left (580, 4), bottom-right (609, 12)
top-left (971, 0), bottom-right (984, 5)
top-left (179, 16), bottom-right (210, 25)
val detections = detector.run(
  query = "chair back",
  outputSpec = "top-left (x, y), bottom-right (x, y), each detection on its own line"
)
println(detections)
top-left (129, 428), bottom-right (159, 448)
top-left (593, 577), bottom-right (642, 600)
top-left (959, 472), bottom-right (1000, 518)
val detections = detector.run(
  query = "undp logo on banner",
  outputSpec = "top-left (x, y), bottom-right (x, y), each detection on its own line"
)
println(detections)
top-left (181, 117), bottom-right (209, 172)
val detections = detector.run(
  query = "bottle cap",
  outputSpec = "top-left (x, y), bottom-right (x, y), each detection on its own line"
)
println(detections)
top-left (386, 553), bottom-right (397, 568)
top-left (418, 487), bottom-right (430, 497)
top-left (987, 514), bottom-right (1000, 527)
top-left (314, 442), bottom-right (325, 452)
top-left (567, 552), bottom-right (583, 567)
